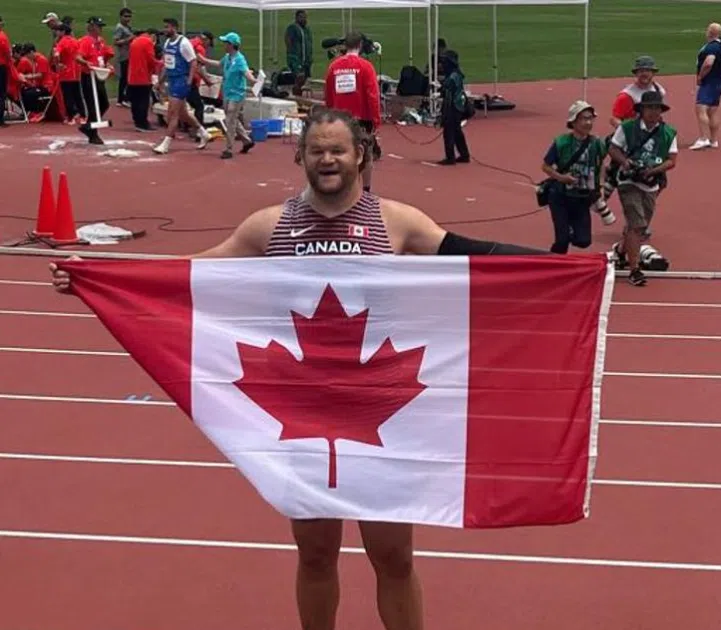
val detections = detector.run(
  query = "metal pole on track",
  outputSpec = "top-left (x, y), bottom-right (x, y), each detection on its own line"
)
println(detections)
top-left (492, 4), bottom-right (498, 93)
top-left (2, 246), bottom-right (721, 280)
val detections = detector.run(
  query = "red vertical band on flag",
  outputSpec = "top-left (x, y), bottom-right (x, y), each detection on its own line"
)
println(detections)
top-left (463, 254), bottom-right (612, 528)
top-left (57, 259), bottom-right (194, 416)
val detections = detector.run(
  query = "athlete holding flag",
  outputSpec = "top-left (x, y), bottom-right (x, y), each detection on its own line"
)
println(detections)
top-left (153, 17), bottom-right (211, 155)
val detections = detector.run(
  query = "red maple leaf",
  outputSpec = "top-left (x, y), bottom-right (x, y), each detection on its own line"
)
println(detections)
top-left (233, 285), bottom-right (427, 488)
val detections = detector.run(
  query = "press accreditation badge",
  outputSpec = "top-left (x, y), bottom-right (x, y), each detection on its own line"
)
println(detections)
top-left (335, 72), bottom-right (357, 94)
top-left (164, 54), bottom-right (176, 70)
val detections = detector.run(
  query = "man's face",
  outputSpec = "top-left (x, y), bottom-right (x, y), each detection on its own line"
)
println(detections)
top-left (121, 12), bottom-right (132, 26)
top-left (634, 68), bottom-right (654, 86)
top-left (164, 23), bottom-right (177, 37)
top-left (297, 12), bottom-right (307, 27)
top-left (573, 109), bottom-right (595, 136)
top-left (641, 105), bottom-right (663, 126)
top-left (302, 121), bottom-right (363, 196)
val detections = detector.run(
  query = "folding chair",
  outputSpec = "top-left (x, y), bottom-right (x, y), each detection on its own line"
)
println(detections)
top-left (3, 96), bottom-right (29, 124)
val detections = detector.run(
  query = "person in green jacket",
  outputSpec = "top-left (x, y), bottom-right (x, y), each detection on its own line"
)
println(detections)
top-left (438, 50), bottom-right (470, 165)
top-left (607, 90), bottom-right (678, 286)
top-left (285, 10), bottom-right (312, 96)
top-left (540, 100), bottom-right (607, 254)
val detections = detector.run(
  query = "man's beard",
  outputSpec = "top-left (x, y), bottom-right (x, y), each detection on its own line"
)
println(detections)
top-left (305, 165), bottom-right (358, 198)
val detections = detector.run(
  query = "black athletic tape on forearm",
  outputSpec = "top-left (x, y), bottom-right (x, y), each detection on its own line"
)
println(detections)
top-left (437, 232), bottom-right (549, 256)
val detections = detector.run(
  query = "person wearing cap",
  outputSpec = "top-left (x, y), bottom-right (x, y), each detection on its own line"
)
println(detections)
top-left (76, 16), bottom-right (115, 144)
top-left (690, 22), bottom-right (721, 150)
top-left (599, 56), bottom-right (667, 228)
top-left (540, 100), bottom-right (607, 255)
top-left (608, 91), bottom-right (678, 286)
top-left (153, 17), bottom-right (211, 155)
top-left (113, 8), bottom-right (134, 108)
top-left (198, 32), bottom-right (256, 158)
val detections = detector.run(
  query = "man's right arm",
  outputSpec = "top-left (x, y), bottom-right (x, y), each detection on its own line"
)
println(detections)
top-left (189, 206), bottom-right (283, 258)
top-left (50, 206), bottom-right (283, 292)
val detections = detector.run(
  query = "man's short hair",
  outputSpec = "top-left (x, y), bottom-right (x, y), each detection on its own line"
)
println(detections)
top-left (164, 17), bottom-right (179, 27)
top-left (344, 31), bottom-right (363, 51)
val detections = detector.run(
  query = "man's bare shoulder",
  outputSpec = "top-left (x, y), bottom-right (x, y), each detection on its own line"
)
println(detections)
top-left (378, 197), bottom-right (447, 255)
top-left (192, 204), bottom-right (284, 258)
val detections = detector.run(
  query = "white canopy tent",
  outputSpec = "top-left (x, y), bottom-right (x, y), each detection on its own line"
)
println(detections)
top-left (168, 0), bottom-right (590, 107)
top-left (431, 0), bottom-right (590, 98)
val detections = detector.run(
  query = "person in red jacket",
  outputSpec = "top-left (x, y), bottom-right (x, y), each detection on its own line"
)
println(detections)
top-left (76, 16), bottom-right (115, 144)
top-left (127, 28), bottom-right (159, 131)
top-left (324, 31), bottom-right (381, 192)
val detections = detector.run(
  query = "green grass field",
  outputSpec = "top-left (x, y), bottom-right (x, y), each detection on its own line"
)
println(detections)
top-left (2, 0), bottom-right (716, 83)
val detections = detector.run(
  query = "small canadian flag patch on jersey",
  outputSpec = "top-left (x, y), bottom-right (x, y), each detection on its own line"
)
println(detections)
top-left (348, 224), bottom-right (369, 238)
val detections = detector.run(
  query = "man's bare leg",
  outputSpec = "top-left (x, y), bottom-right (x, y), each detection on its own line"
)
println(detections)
top-left (291, 518), bottom-right (343, 630)
top-left (359, 521), bottom-right (423, 630)
top-left (153, 98), bottom-right (182, 154)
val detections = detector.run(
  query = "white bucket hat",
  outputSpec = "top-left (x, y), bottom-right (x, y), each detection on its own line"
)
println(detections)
top-left (566, 100), bottom-right (596, 128)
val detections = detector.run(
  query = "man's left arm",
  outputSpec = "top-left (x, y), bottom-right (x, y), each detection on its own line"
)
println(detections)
top-left (363, 61), bottom-right (382, 129)
top-left (384, 200), bottom-right (549, 256)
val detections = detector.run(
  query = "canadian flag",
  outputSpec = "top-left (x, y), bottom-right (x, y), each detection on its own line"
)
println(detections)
top-left (58, 253), bottom-right (614, 529)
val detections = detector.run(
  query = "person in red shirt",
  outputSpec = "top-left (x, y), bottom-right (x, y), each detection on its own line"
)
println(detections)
top-left (0, 15), bottom-right (13, 126)
top-left (16, 43), bottom-right (52, 114)
top-left (53, 22), bottom-right (85, 124)
top-left (127, 28), bottom-right (159, 131)
top-left (76, 16), bottom-right (115, 144)
top-left (187, 31), bottom-right (214, 131)
top-left (324, 32), bottom-right (381, 192)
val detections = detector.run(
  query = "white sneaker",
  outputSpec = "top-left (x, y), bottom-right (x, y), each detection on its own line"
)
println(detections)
top-left (197, 128), bottom-right (211, 150)
top-left (689, 138), bottom-right (712, 150)
top-left (712, 140), bottom-right (719, 148)
top-left (153, 137), bottom-right (171, 154)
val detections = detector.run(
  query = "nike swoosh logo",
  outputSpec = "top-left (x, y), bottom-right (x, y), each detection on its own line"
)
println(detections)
top-left (290, 225), bottom-right (316, 238)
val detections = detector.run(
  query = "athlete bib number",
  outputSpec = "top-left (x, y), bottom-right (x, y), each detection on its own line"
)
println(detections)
top-left (164, 53), bottom-right (176, 70)
top-left (335, 73), bottom-right (357, 94)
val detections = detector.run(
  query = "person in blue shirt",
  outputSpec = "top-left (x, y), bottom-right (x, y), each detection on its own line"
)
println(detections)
top-left (690, 22), bottom-right (721, 150)
top-left (200, 31), bottom-right (256, 159)
top-left (153, 17), bottom-right (211, 155)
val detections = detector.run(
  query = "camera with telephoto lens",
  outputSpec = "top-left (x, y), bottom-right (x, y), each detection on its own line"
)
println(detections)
top-left (623, 158), bottom-right (663, 186)
top-left (321, 34), bottom-right (377, 60)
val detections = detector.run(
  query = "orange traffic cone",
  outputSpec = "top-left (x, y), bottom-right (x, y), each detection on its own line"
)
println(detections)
top-left (51, 172), bottom-right (79, 244)
top-left (33, 166), bottom-right (56, 237)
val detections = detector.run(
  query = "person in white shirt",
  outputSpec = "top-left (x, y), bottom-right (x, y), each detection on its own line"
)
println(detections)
top-left (607, 91), bottom-right (678, 286)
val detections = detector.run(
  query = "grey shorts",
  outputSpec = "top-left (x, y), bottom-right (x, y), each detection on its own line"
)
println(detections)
top-left (618, 184), bottom-right (657, 230)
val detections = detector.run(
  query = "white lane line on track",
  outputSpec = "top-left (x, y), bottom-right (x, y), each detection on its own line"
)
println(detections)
top-left (1, 529), bottom-right (720, 571)
top-left (0, 309), bottom-right (94, 318)
top-left (3, 347), bottom-right (721, 380)
top-left (0, 280), bottom-right (49, 286)
top-left (1, 452), bottom-right (719, 490)
top-left (2, 393), bottom-right (721, 429)
top-left (613, 301), bottom-right (721, 308)
top-left (0, 393), bottom-right (175, 405)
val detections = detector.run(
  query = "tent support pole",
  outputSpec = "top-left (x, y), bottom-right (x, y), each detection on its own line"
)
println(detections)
top-left (582, 0), bottom-right (589, 99)
top-left (492, 4), bottom-right (498, 93)
top-left (409, 8), bottom-right (413, 64)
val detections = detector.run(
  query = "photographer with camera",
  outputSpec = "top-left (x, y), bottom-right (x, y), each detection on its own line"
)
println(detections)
top-left (607, 91), bottom-right (678, 286)
top-left (540, 100), bottom-right (607, 254)
top-left (324, 31), bottom-right (381, 192)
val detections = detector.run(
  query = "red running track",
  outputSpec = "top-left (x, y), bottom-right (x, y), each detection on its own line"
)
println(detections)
top-left (1, 259), bottom-right (721, 630)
